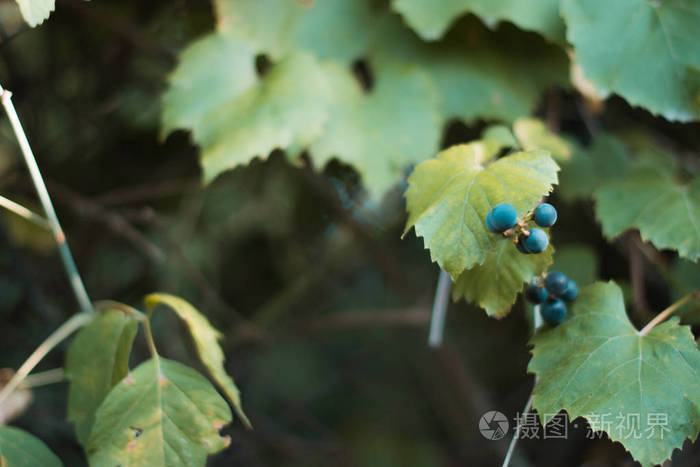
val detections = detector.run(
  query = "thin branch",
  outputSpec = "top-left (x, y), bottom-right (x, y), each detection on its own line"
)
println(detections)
top-left (575, 98), bottom-right (600, 138)
top-left (0, 312), bottom-right (92, 406)
top-left (428, 269), bottom-right (452, 348)
top-left (502, 305), bottom-right (542, 467)
top-left (19, 368), bottom-right (64, 389)
top-left (48, 181), bottom-right (166, 264)
top-left (0, 85), bottom-right (92, 314)
top-left (502, 376), bottom-right (538, 467)
top-left (546, 87), bottom-right (560, 133)
top-left (94, 178), bottom-right (199, 207)
top-left (304, 308), bottom-right (430, 332)
top-left (628, 232), bottom-right (651, 320)
top-left (631, 234), bottom-right (669, 273)
top-left (0, 194), bottom-right (50, 229)
top-left (639, 292), bottom-right (700, 336)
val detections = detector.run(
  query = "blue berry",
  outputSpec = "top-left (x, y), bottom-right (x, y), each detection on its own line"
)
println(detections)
top-left (534, 203), bottom-right (557, 227)
top-left (560, 279), bottom-right (578, 302)
top-left (516, 234), bottom-right (531, 254)
top-left (525, 284), bottom-right (548, 304)
top-left (541, 298), bottom-right (567, 325)
top-left (490, 203), bottom-right (517, 231)
top-left (544, 271), bottom-right (568, 296)
top-left (485, 211), bottom-right (498, 232)
top-left (524, 228), bottom-right (548, 253)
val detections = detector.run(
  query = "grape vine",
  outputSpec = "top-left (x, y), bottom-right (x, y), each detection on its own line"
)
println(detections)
top-left (0, 1), bottom-right (698, 466)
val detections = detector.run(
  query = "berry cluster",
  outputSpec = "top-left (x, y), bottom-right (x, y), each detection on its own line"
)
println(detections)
top-left (485, 202), bottom-right (558, 254)
top-left (525, 271), bottom-right (578, 325)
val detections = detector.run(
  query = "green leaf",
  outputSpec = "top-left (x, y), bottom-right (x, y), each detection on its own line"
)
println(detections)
top-left (529, 282), bottom-right (700, 467)
top-left (618, 129), bottom-right (679, 176)
top-left (0, 426), bottom-right (62, 467)
top-left (391, 0), bottom-right (565, 43)
top-left (404, 142), bottom-right (559, 279)
top-left (309, 63), bottom-right (441, 197)
top-left (15, 0), bottom-right (54, 27)
top-left (162, 33), bottom-right (330, 183)
top-left (144, 293), bottom-right (250, 429)
top-left (559, 134), bottom-right (630, 202)
top-left (513, 118), bottom-right (572, 162)
top-left (594, 168), bottom-right (700, 261)
top-left (551, 243), bottom-right (598, 286)
top-left (452, 241), bottom-right (553, 317)
top-left (213, 0), bottom-right (373, 63)
top-left (370, 14), bottom-right (569, 123)
top-left (561, 0), bottom-right (700, 121)
top-left (65, 308), bottom-right (139, 445)
top-left (87, 358), bottom-right (232, 466)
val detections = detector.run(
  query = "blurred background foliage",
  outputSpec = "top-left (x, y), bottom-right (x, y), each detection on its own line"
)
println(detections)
top-left (0, 0), bottom-right (698, 466)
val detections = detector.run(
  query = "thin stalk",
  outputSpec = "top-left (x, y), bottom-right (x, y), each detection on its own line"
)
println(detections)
top-left (502, 378), bottom-right (537, 467)
top-left (0, 194), bottom-right (50, 229)
top-left (502, 305), bottom-right (542, 467)
top-left (142, 317), bottom-right (160, 367)
top-left (639, 292), bottom-right (699, 336)
top-left (428, 269), bottom-right (452, 348)
top-left (0, 312), bottom-right (92, 405)
top-left (0, 85), bottom-right (92, 314)
top-left (94, 300), bottom-right (146, 321)
top-left (19, 368), bottom-right (64, 388)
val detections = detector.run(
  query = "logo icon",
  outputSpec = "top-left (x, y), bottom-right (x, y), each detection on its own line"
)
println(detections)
top-left (479, 411), bottom-right (509, 440)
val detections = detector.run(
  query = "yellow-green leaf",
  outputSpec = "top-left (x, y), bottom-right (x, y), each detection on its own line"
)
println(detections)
top-left (513, 118), bottom-right (572, 162)
top-left (404, 142), bottom-right (559, 278)
top-left (87, 358), bottom-right (232, 466)
top-left (65, 308), bottom-right (139, 445)
top-left (453, 241), bottom-right (553, 317)
top-left (144, 293), bottom-right (250, 429)
top-left (162, 33), bottom-right (330, 183)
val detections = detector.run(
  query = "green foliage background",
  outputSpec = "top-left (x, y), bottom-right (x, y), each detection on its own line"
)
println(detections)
top-left (0, 0), bottom-right (699, 466)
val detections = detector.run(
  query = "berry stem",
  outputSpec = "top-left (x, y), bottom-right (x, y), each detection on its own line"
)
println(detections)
top-left (428, 269), bottom-right (452, 348)
top-left (638, 292), bottom-right (700, 336)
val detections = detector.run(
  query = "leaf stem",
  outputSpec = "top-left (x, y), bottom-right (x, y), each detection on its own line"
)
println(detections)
top-left (428, 269), bottom-right (452, 348)
top-left (19, 368), bottom-right (64, 388)
top-left (0, 312), bottom-right (92, 406)
top-left (0, 85), bottom-right (92, 314)
top-left (0, 194), bottom-right (50, 229)
top-left (142, 317), bottom-right (160, 366)
top-left (639, 292), bottom-right (699, 336)
top-left (94, 300), bottom-right (146, 321)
